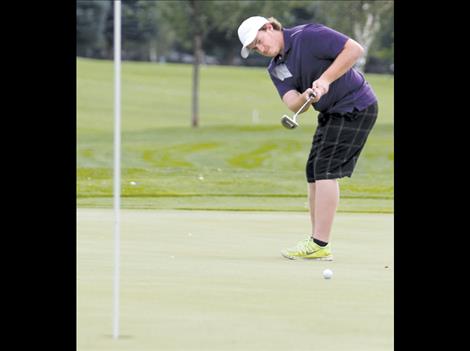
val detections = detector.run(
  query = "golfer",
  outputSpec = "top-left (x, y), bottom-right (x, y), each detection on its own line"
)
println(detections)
top-left (237, 16), bottom-right (378, 260)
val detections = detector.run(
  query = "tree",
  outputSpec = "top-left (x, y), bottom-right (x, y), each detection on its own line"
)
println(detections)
top-left (77, 0), bottom-right (393, 73)
top-left (157, 0), bottom-right (256, 127)
top-left (76, 0), bottom-right (111, 58)
top-left (351, 1), bottom-right (393, 72)
top-left (121, 0), bottom-right (158, 61)
top-left (315, 1), bottom-right (393, 72)
top-left (203, 0), bottom-right (311, 65)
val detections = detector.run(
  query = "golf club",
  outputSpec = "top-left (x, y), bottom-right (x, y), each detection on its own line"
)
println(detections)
top-left (280, 92), bottom-right (316, 129)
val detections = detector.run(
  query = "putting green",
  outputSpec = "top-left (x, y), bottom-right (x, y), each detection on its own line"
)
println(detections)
top-left (77, 209), bottom-right (393, 350)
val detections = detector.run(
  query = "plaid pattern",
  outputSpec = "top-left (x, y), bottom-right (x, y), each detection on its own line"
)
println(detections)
top-left (306, 102), bottom-right (378, 182)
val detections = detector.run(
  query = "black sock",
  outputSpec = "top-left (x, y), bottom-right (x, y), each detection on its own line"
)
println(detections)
top-left (312, 238), bottom-right (328, 247)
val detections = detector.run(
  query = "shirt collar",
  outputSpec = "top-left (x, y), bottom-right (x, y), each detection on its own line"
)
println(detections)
top-left (275, 28), bottom-right (294, 63)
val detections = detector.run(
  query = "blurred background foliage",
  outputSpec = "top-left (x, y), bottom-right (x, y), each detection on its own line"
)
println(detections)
top-left (77, 0), bottom-right (394, 211)
top-left (77, 0), bottom-right (394, 73)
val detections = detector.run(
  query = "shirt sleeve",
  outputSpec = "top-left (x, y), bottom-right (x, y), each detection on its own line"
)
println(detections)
top-left (301, 25), bottom-right (349, 60)
top-left (269, 72), bottom-right (296, 99)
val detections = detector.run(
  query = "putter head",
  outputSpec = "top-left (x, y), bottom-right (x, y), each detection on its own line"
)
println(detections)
top-left (281, 115), bottom-right (298, 129)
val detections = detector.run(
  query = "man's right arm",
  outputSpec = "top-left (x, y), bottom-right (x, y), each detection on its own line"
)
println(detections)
top-left (282, 88), bottom-right (315, 113)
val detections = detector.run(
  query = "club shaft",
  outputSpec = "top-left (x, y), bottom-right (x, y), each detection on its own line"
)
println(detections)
top-left (292, 96), bottom-right (314, 121)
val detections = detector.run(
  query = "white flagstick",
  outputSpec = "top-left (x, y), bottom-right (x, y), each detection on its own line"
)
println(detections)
top-left (113, 0), bottom-right (121, 340)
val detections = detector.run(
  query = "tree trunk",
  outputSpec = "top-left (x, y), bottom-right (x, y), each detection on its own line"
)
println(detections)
top-left (353, 1), bottom-right (393, 72)
top-left (190, 0), bottom-right (202, 128)
top-left (353, 12), bottom-right (379, 72)
top-left (192, 33), bottom-right (202, 128)
top-left (149, 41), bottom-right (158, 62)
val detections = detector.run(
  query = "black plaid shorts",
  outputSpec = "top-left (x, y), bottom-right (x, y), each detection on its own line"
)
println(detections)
top-left (306, 102), bottom-right (378, 182)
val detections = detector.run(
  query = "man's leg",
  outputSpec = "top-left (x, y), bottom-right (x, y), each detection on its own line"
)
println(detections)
top-left (308, 182), bottom-right (316, 235)
top-left (313, 179), bottom-right (339, 243)
top-left (281, 180), bottom-right (335, 260)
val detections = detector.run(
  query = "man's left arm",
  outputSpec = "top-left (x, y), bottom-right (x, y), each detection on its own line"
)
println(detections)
top-left (311, 39), bottom-right (364, 102)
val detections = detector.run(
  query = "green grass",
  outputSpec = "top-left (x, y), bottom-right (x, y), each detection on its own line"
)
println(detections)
top-left (77, 58), bottom-right (393, 131)
top-left (77, 58), bottom-right (393, 212)
top-left (78, 209), bottom-right (394, 350)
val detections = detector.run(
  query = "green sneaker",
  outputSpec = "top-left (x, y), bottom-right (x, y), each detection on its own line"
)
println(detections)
top-left (281, 237), bottom-right (333, 260)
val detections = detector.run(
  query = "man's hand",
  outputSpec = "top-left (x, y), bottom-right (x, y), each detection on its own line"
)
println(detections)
top-left (283, 88), bottom-right (316, 113)
top-left (303, 88), bottom-right (316, 101)
top-left (311, 78), bottom-right (330, 102)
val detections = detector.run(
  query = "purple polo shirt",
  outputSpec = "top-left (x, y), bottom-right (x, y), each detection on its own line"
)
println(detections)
top-left (268, 24), bottom-right (377, 114)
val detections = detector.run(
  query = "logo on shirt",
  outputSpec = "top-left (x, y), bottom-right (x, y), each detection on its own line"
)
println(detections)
top-left (272, 64), bottom-right (293, 81)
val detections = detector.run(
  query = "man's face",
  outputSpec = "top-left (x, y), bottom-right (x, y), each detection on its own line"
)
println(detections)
top-left (247, 27), bottom-right (280, 57)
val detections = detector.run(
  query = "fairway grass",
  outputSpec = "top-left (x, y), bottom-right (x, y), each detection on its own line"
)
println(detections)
top-left (77, 209), bottom-right (393, 351)
top-left (77, 58), bottom-right (394, 130)
top-left (77, 58), bottom-right (393, 213)
top-left (77, 125), bottom-right (393, 213)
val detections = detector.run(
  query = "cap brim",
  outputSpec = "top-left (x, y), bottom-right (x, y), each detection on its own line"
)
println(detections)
top-left (241, 47), bottom-right (250, 58)
top-left (240, 30), bottom-right (257, 59)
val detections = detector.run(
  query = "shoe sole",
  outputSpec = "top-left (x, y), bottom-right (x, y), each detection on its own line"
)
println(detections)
top-left (281, 252), bottom-right (334, 261)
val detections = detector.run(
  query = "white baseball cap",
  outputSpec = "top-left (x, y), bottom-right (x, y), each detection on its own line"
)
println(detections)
top-left (237, 16), bottom-right (269, 58)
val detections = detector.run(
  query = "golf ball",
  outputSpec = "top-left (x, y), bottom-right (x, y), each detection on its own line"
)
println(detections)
top-left (323, 269), bottom-right (333, 279)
